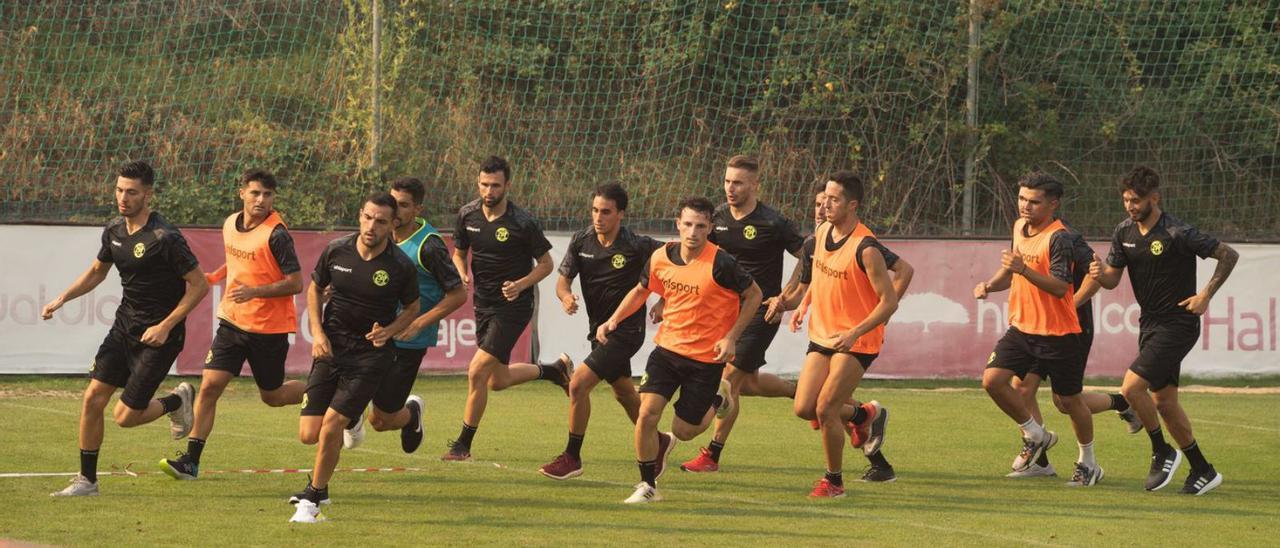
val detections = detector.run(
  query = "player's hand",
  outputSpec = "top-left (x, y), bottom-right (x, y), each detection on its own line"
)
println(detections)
top-left (828, 329), bottom-right (861, 353)
top-left (140, 324), bottom-right (172, 347)
top-left (789, 300), bottom-right (808, 333)
top-left (312, 334), bottom-right (333, 359)
top-left (322, 285), bottom-right (334, 304)
top-left (1088, 253), bottom-right (1104, 280)
top-left (366, 322), bottom-right (392, 347)
top-left (1001, 249), bottom-right (1026, 275)
top-left (41, 297), bottom-right (65, 320)
top-left (973, 282), bottom-right (990, 300)
top-left (648, 299), bottom-right (665, 323)
top-left (1178, 293), bottom-right (1210, 316)
top-left (226, 284), bottom-right (258, 303)
top-left (501, 280), bottom-right (525, 301)
top-left (595, 319), bottom-right (618, 344)
top-left (460, 273), bottom-right (471, 289)
top-left (560, 293), bottom-right (579, 315)
top-left (712, 337), bottom-right (737, 363)
top-left (394, 320), bottom-right (425, 343)
top-left (762, 296), bottom-right (787, 324)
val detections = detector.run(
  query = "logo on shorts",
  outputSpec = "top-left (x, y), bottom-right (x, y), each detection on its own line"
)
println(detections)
top-left (132, 242), bottom-right (146, 258)
top-left (300, 393), bottom-right (308, 409)
top-left (204, 350), bottom-right (213, 365)
top-left (495, 227), bottom-right (510, 242)
top-left (743, 225), bottom-right (757, 240)
top-left (1150, 240), bottom-right (1164, 256)
top-left (987, 351), bottom-right (996, 365)
top-left (372, 269), bottom-right (389, 287)
top-left (89, 360), bottom-right (96, 372)
top-left (640, 372), bottom-right (649, 387)
top-left (611, 254), bottom-right (626, 269)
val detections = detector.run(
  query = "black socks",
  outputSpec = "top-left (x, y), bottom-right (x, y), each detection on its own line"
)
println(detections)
top-left (1109, 394), bottom-right (1131, 412)
top-left (1183, 441), bottom-right (1211, 472)
top-left (638, 460), bottom-right (657, 487)
top-left (708, 441), bottom-right (725, 462)
top-left (158, 393), bottom-right (182, 413)
top-left (187, 438), bottom-right (206, 464)
top-left (80, 449), bottom-right (99, 483)
top-left (565, 433), bottom-right (584, 460)
top-left (456, 423), bottom-right (478, 449)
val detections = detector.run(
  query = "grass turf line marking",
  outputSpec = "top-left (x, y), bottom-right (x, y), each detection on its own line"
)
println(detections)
top-left (0, 467), bottom-right (427, 479)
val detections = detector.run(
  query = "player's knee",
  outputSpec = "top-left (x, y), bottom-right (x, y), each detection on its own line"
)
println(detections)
top-left (367, 412), bottom-right (391, 432)
top-left (112, 406), bottom-right (143, 427)
top-left (259, 391), bottom-right (286, 407)
top-left (1154, 397), bottom-right (1178, 416)
top-left (815, 400), bottom-right (842, 422)
top-left (1051, 394), bottom-right (1073, 414)
top-left (1120, 383), bottom-right (1144, 402)
top-left (488, 376), bottom-right (510, 391)
top-left (794, 401), bottom-right (817, 421)
top-left (82, 391), bottom-right (111, 411)
top-left (671, 423), bottom-right (698, 441)
top-left (299, 429), bottom-right (319, 445)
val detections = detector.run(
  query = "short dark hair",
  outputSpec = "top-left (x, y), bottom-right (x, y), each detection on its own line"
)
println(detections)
top-left (390, 177), bottom-right (426, 205)
top-left (479, 155), bottom-right (511, 183)
top-left (811, 179), bottom-right (828, 196)
top-left (118, 161), bottom-right (155, 187)
top-left (240, 168), bottom-right (277, 190)
top-left (726, 155), bottom-right (760, 173)
top-left (1018, 171), bottom-right (1064, 200)
top-left (826, 170), bottom-right (864, 203)
top-left (676, 196), bottom-right (715, 221)
top-left (1120, 165), bottom-right (1161, 197)
top-left (592, 181), bottom-right (629, 211)
top-left (363, 191), bottom-right (399, 217)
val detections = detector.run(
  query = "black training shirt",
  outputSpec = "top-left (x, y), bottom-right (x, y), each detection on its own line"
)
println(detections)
top-left (311, 234), bottom-right (419, 350)
top-left (454, 199), bottom-right (553, 311)
top-left (710, 203), bottom-right (805, 298)
top-left (96, 212), bottom-right (200, 334)
top-left (417, 235), bottom-right (464, 293)
top-left (559, 226), bottom-right (663, 342)
top-left (1106, 212), bottom-right (1220, 319)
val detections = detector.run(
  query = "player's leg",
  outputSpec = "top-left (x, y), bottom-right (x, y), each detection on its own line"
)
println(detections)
top-left (984, 330), bottom-right (1054, 471)
top-left (539, 364), bottom-right (601, 480)
top-left (1151, 384), bottom-right (1221, 494)
top-left (1121, 332), bottom-right (1186, 491)
top-left (808, 353), bottom-right (863, 497)
top-left (53, 379), bottom-right (118, 496)
top-left (251, 332), bottom-right (304, 407)
top-left (1007, 372), bottom-right (1059, 478)
top-left (159, 367), bottom-right (232, 480)
top-left (683, 363), bottom-right (749, 472)
top-left (625, 392), bottom-right (670, 503)
top-left (368, 347), bottom-right (426, 432)
top-left (112, 338), bottom-right (192, 433)
top-left (1047, 338), bottom-right (1101, 487)
top-left (481, 310), bottom-right (569, 392)
top-left (670, 362), bottom-right (729, 443)
top-left (445, 349), bottom-right (501, 460)
top-left (741, 371), bottom-right (796, 398)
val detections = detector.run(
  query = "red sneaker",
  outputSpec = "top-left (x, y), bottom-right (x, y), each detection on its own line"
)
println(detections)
top-left (808, 477), bottom-right (846, 498)
top-left (539, 452), bottom-right (583, 480)
top-left (680, 447), bottom-right (720, 473)
top-left (809, 419), bottom-right (820, 430)
top-left (654, 432), bottom-right (677, 479)
top-left (441, 441), bottom-right (471, 461)
top-left (849, 402), bottom-right (877, 448)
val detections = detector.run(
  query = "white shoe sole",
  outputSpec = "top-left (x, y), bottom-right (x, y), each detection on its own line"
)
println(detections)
top-left (1189, 472), bottom-right (1223, 496)
top-left (1148, 450), bottom-right (1183, 491)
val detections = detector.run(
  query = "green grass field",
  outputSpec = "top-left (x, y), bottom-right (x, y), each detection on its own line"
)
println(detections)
top-left (1, 375), bottom-right (1277, 546)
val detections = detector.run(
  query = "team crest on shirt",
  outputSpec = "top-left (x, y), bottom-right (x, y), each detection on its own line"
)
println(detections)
top-left (372, 270), bottom-right (389, 287)
top-left (495, 227), bottom-right (510, 242)
top-left (1150, 240), bottom-right (1164, 256)
top-left (132, 242), bottom-right (146, 258)
top-left (743, 225), bottom-right (757, 240)
top-left (611, 254), bottom-right (626, 269)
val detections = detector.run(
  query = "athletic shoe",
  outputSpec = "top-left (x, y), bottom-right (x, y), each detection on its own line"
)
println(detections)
top-left (680, 447), bottom-right (720, 473)
top-left (289, 499), bottom-right (327, 523)
top-left (714, 379), bottom-right (734, 419)
top-left (343, 410), bottom-right (366, 450)
top-left (1145, 446), bottom-right (1183, 491)
top-left (550, 353), bottom-right (573, 396)
top-left (859, 464), bottom-right (897, 483)
top-left (862, 401), bottom-right (888, 456)
top-left (809, 419), bottom-right (820, 430)
top-left (1012, 430), bottom-right (1058, 472)
top-left (1005, 462), bottom-right (1057, 478)
top-left (623, 482), bottom-right (662, 504)
top-left (441, 440), bottom-right (471, 461)
top-left (539, 452), bottom-right (583, 480)
top-left (654, 432), bottom-right (677, 479)
top-left (1118, 408), bottom-right (1142, 434)
top-left (1180, 466), bottom-right (1223, 496)
top-left (287, 491), bottom-right (331, 506)
top-left (50, 474), bottom-right (99, 497)
top-left (807, 477), bottom-right (846, 498)
top-left (168, 382), bottom-right (195, 440)
top-left (401, 395), bottom-right (424, 454)
top-left (1066, 462), bottom-right (1104, 487)
top-left (159, 453), bottom-right (199, 480)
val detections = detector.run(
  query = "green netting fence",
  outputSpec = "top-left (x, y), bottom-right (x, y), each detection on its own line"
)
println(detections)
top-left (2, 1), bottom-right (1277, 239)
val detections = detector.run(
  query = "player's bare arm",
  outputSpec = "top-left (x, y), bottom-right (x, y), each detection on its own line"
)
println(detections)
top-left (1089, 253), bottom-right (1124, 290)
top-left (140, 267), bottom-right (210, 347)
top-left (366, 298), bottom-right (419, 347)
top-left (555, 274), bottom-right (578, 315)
top-left (1180, 242), bottom-right (1239, 315)
top-left (829, 247), bottom-right (898, 351)
top-left (41, 259), bottom-right (112, 320)
top-left (397, 286), bottom-right (466, 342)
top-left (306, 281), bottom-right (331, 359)
top-left (596, 282), bottom-right (651, 344)
top-left (503, 251), bottom-right (553, 301)
top-left (452, 247), bottom-right (471, 288)
top-left (889, 256), bottom-right (914, 299)
top-left (974, 267), bottom-right (1013, 300)
top-left (1003, 248), bottom-right (1070, 298)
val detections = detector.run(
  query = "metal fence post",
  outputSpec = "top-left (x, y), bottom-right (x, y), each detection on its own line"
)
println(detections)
top-left (371, 0), bottom-right (382, 173)
top-left (962, 0), bottom-right (980, 234)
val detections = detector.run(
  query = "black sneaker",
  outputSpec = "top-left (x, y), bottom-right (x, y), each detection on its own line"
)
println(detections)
top-left (863, 401), bottom-right (888, 456)
top-left (442, 439), bottom-right (471, 461)
top-left (1145, 446), bottom-right (1183, 491)
top-left (549, 353), bottom-right (573, 395)
top-left (1180, 466), bottom-right (1223, 496)
top-left (159, 453), bottom-right (199, 481)
top-left (287, 482), bottom-right (331, 506)
top-left (401, 395), bottom-right (424, 454)
top-left (859, 464), bottom-right (897, 483)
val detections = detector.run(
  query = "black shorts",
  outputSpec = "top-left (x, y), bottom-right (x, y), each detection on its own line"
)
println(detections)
top-left (730, 307), bottom-right (780, 373)
top-left (91, 324), bottom-right (186, 410)
top-left (638, 347), bottom-right (725, 424)
top-left (475, 307), bottom-right (532, 365)
top-left (805, 342), bottom-right (877, 369)
top-left (1130, 315), bottom-right (1200, 391)
top-left (301, 345), bottom-right (394, 419)
top-left (583, 333), bottom-right (643, 384)
top-left (1028, 330), bottom-right (1093, 379)
top-left (371, 346), bottom-right (427, 413)
top-left (204, 321), bottom-right (290, 391)
top-left (987, 328), bottom-right (1084, 396)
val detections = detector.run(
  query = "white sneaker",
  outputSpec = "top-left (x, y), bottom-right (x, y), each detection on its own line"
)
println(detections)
top-left (623, 482), bottom-right (662, 504)
top-left (50, 474), bottom-right (99, 497)
top-left (168, 382), bottom-right (195, 440)
top-left (1066, 462), bottom-right (1104, 487)
top-left (714, 379), bottom-right (733, 419)
top-left (289, 499), bottom-right (327, 523)
top-left (343, 410), bottom-right (366, 450)
top-left (1012, 430), bottom-right (1057, 472)
top-left (1005, 462), bottom-right (1057, 478)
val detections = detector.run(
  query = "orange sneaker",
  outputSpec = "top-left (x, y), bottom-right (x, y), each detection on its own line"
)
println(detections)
top-left (849, 402), bottom-right (879, 449)
top-left (807, 477), bottom-right (846, 498)
top-left (680, 447), bottom-right (720, 473)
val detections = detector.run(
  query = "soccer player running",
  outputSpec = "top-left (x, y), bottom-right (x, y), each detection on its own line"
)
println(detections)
top-left (598, 197), bottom-right (762, 503)
top-left (340, 178), bottom-right (467, 453)
top-left (1088, 166), bottom-right (1237, 495)
top-left (789, 171), bottom-right (904, 497)
top-left (444, 156), bottom-right (570, 461)
top-left (43, 161), bottom-right (208, 496)
top-left (538, 182), bottom-right (663, 480)
top-left (680, 155), bottom-right (805, 473)
top-left (986, 224), bottom-right (1144, 479)
top-left (289, 193), bottom-right (420, 523)
top-left (158, 169), bottom-right (304, 480)
top-left (979, 172), bottom-right (1107, 486)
